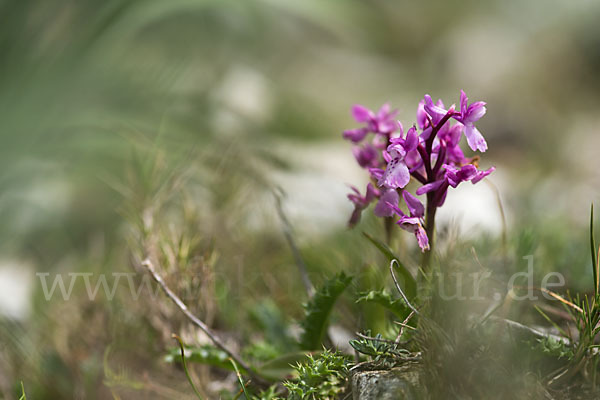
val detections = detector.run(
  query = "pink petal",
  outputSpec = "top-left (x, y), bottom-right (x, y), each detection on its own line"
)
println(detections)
top-left (402, 191), bottom-right (425, 218)
top-left (378, 158), bottom-right (410, 189)
top-left (404, 126), bottom-right (419, 152)
top-left (415, 226), bottom-right (430, 252)
top-left (464, 102), bottom-right (486, 123)
top-left (460, 90), bottom-right (468, 115)
top-left (368, 168), bottom-right (384, 181)
top-left (376, 103), bottom-right (391, 119)
top-left (471, 166), bottom-right (495, 184)
top-left (397, 216), bottom-right (419, 233)
top-left (374, 189), bottom-right (399, 217)
top-left (464, 124), bottom-right (488, 152)
top-left (420, 126), bottom-right (433, 141)
top-left (416, 179), bottom-right (445, 195)
top-left (417, 100), bottom-right (428, 130)
top-left (352, 105), bottom-right (373, 123)
top-left (343, 128), bottom-right (369, 143)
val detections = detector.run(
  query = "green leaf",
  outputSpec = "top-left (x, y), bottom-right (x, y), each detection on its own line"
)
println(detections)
top-left (165, 344), bottom-right (236, 373)
top-left (356, 289), bottom-right (410, 319)
top-left (362, 232), bottom-right (416, 299)
top-left (299, 272), bottom-right (352, 350)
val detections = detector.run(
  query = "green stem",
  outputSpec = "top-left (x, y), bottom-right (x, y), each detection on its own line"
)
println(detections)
top-left (173, 334), bottom-right (204, 400)
top-left (384, 216), bottom-right (395, 246)
top-left (421, 192), bottom-right (437, 274)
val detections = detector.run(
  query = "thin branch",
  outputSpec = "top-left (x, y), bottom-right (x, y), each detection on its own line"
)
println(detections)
top-left (393, 320), bottom-right (417, 331)
top-left (274, 188), bottom-right (315, 297)
top-left (141, 258), bottom-right (255, 375)
top-left (390, 260), bottom-right (419, 315)
top-left (512, 285), bottom-right (583, 313)
top-left (395, 310), bottom-right (416, 344)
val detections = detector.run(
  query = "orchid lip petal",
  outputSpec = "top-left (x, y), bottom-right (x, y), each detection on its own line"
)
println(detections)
top-left (464, 124), bottom-right (488, 152)
top-left (416, 226), bottom-right (430, 251)
top-left (378, 158), bottom-right (410, 189)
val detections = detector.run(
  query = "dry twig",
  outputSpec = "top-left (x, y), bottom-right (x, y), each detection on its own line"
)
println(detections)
top-left (141, 258), bottom-right (257, 377)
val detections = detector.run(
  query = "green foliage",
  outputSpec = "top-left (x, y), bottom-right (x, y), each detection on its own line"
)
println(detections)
top-left (299, 272), bottom-right (352, 350)
top-left (356, 289), bottom-right (410, 319)
top-left (165, 344), bottom-right (234, 372)
top-left (284, 350), bottom-right (349, 400)
top-left (257, 352), bottom-right (316, 381)
top-left (244, 341), bottom-right (282, 363)
top-left (362, 232), bottom-right (416, 299)
top-left (538, 212), bottom-right (600, 388)
top-left (533, 337), bottom-right (574, 361)
top-left (230, 358), bottom-right (250, 400)
top-left (255, 384), bottom-right (281, 400)
top-left (165, 342), bottom-right (317, 382)
top-left (248, 300), bottom-right (297, 352)
top-left (19, 381), bottom-right (26, 400)
top-left (349, 332), bottom-right (412, 368)
top-left (350, 333), bottom-right (392, 359)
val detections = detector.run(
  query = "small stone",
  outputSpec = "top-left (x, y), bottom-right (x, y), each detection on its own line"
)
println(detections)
top-left (351, 364), bottom-right (421, 400)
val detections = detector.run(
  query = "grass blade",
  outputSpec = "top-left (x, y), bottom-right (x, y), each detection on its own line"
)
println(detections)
top-left (172, 334), bottom-right (204, 400)
top-left (230, 358), bottom-right (250, 400)
top-left (534, 305), bottom-right (569, 338)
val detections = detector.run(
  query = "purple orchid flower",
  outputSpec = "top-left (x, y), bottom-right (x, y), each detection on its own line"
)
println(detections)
top-left (445, 164), bottom-right (495, 187)
top-left (378, 127), bottom-right (419, 189)
top-left (421, 96), bottom-right (457, 140)
top-left (453, 90), bottom-right (487, 152)
top-left (437, 123), bottom-right (466, 164)
top-left (417, 99), bottom-right (428, 130)
top-left (423, 95), bottom-right (449, 125)
top-left (386, 191), bottom-right (430, 252)
top-left (374, 189), bottom-right (400, 217)
top-left (351, 103), bottom-right (399, 136)
top-left (343, 90), bottom-right (494, 253)
top-left (343, 127), bottom-right (369, 143)
top-left (352, 144), bottom-right (379, 168)
top-left (347, 183), bottom-right (381, 227)
top-left (445, 164), bottom-right (478, 187)
top-left (472, 166), bottom-right (495, 184)
top-left (417, 163), bottom-right (495, 195)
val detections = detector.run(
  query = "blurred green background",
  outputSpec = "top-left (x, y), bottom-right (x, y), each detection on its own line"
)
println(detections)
top-left (1, 0), bottom-right (600, 398)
